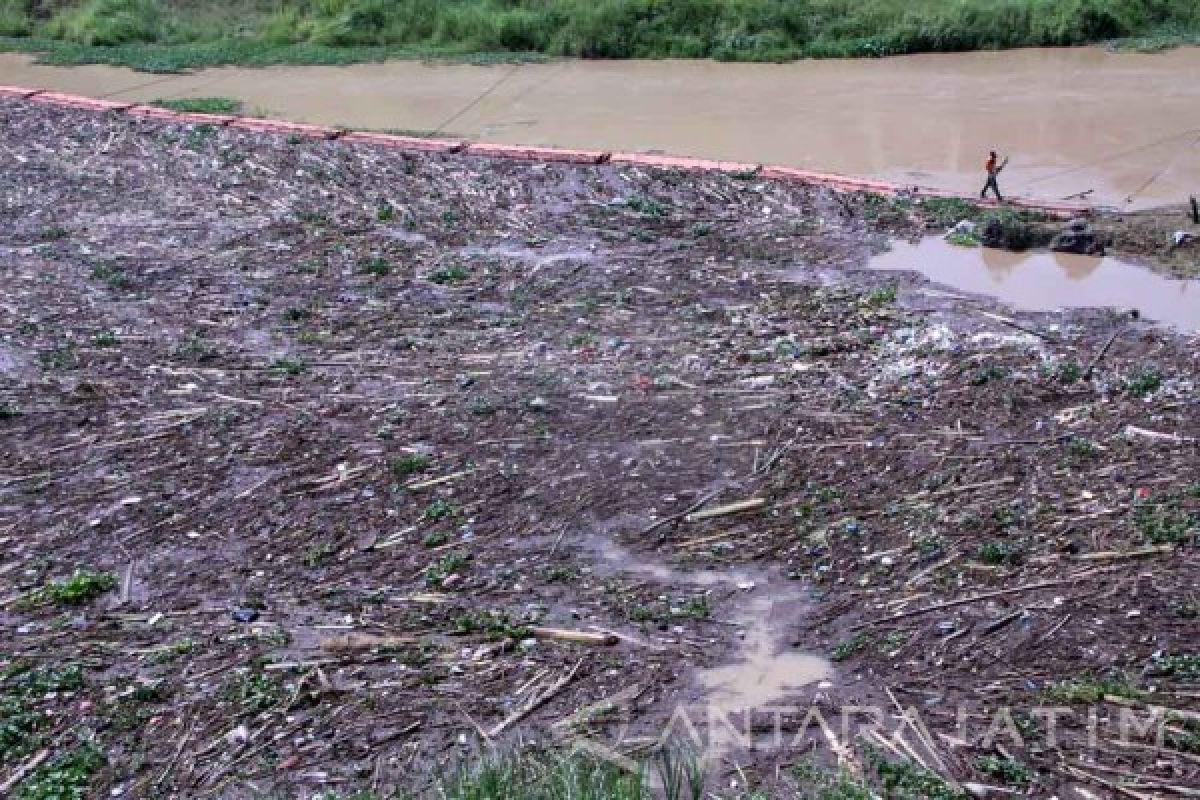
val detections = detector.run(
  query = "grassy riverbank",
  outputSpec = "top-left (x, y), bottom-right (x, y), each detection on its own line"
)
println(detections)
top-left (1, 0), bottom-right (1199, 71)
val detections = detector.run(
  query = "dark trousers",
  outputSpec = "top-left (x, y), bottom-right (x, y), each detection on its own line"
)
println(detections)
top-left (981, 174), bottom-right (1002, 201)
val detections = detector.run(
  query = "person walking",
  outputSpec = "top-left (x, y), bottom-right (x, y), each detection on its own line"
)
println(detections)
top-left (981, 150), bottom-right (1008, 202)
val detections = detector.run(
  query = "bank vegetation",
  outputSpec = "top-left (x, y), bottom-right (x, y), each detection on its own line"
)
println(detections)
top-left (2, 0), bottom-right (1199, 71)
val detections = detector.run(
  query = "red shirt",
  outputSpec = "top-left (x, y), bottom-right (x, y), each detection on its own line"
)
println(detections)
top-left (985, 156), bottom-right (997, 173)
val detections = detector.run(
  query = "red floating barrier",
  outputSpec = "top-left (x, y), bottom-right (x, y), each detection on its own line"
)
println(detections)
top-left (227, 117), bottom-right (342, 140)
top-left (125, 105), bottom-right (236, 126)
top-left (610, 152), bottom-right (759, 173)
top-left (465, 142), bottom-right (610, 165)
top-left (0, 85), bottom-right (40, 99)
top-left (340, 131), bottom-right (466, 154)
top-left (31, 92), bottom-right (132, 112)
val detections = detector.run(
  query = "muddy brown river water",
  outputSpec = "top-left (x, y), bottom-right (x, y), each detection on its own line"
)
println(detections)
top-left (3, 47), bottom-right (1199, 209)
top-left (871, 237), bottom-right (1200, 331)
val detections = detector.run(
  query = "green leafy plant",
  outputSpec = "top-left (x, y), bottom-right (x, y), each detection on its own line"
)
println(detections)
top-left (1053, 359), bottom-right (1083, 384)
top-left (1151, 653), bottom-right (1200, 679)
top-left (183, 123), bottom-right (217, 151)
top-left (271, 357), bottom-right (307, 375)
top-left (424, 552), bottom-right (469, 587)
top-left (865, 285), bottom-right (897, 306)
top-left (969, 364), bottom-right (1009, 386)
top-left (453, 610), bottom-right (529, 640)
top-left (92, 329), bottom-right (119, 347)
top-left (39, 344), bottom-right (78, 370)
top-left (392, 454), bottom-right (431, 477)
top-left (831, 633), bottom-right (869, 662)
top-left (681, 594), bottom-right (710, 619)
top-left (421, 499), bottom-right (454, 521)
top-left (429, 265), bottom-right (469, 285)
top-left (624, 194), bottom-right (666, 217)
top-left (230, 671), bottom-right (283, 712)
top-left (295, 209), bottom-right (330, 226)
top-left (90, 261), bottom-right (129, 289)
top-left (976, 540), bottom-right (1022, 565)
top-left (1133, 494), bottom-right (1195, 544)
top-left (359, 256), bottom-right (391, 276)
top-left (19, 569), bottom-right (116, 607)
top-left (14, 744), bottom-right (104, 800)
top-left (1125, 366), bottom-right (1162, 397)
top-left (283, 306), bottom-right (313, 322)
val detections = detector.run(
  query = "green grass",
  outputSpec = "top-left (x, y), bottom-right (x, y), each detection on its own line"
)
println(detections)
top-left (945, 230), bottom-right (980, 247)
top-left (794, 753), bottom-right (966, 800)
top-left (4, 0), bottom-right (1200, 71)
top-left (976, 755), bottom-right (1032, 785)
top-left (1, 664), bottom-right (85, 764)
top-left (1045, 673), bottom-right (1142, 704)
top-left (442, 752), bottom-right (648, 800)
top-left (870, 753), bottom-right (966, 800)
top-left (792, 760), bottom-right (875, 800)
top-left (154, 95), bottom-right (239, 113)
top-left (922, 197), bottom-right (981, 227)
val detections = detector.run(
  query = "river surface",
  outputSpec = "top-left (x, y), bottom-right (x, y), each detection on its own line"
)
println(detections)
top-left (871, 237), bottom-right (1200, 332)
top-left (3, 47), bottom-right (1199, 208)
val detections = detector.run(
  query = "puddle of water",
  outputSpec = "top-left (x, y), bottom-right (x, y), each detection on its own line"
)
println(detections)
top-left (590, 536), bottom-right (832, 759)
top-left (870, 237), bottom-right (1200, 331)
top-left (4, 47), bottom-right (1200, 208)
top-left (696, 590), bottom-right (832, 736)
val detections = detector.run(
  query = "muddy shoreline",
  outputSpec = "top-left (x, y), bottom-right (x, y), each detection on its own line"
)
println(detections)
top-left (1, 99), bottom-right (1198, 798)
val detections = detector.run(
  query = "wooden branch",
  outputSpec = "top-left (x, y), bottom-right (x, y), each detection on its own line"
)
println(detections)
top-left (639, 487), bottom-right (726, 536)
top-left (684, 497), bottom-right (765, 522)
top-left (321, 633), bottom-right (420, 652)
top-left (488, 659), bottom-right (583, 738)
top-left (1083, 328), bottom-right (1124, 379)
top-left (854, 579), bottom-right (1067, 629)
top-left (528, 627), bottom-right (619, 646)
top-left (1, 749), bottom-right (49, 793)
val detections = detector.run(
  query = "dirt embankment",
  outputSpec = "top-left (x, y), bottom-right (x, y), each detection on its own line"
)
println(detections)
top-left (0, 100), bottom-right (1197, 799)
